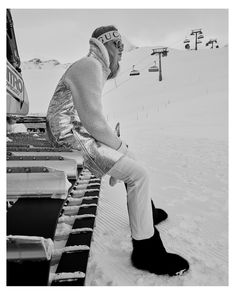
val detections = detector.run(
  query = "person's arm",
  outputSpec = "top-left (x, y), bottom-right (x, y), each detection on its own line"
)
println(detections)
top-left (65, 58), bottom-right (123, 150)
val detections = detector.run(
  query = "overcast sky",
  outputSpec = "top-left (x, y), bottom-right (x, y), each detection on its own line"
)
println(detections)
top-left (11, 8), bottom-right (228, 64)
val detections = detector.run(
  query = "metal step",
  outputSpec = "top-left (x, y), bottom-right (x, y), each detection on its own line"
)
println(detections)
top-left (7, 167), bottom-right (71, 200)
top-left (7, 159), bottom-right (78, 180)
top-left (9, 151), bottom-right (83, 167)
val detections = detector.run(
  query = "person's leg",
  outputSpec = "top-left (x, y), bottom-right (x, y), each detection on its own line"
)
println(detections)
top-left (108, 155), bottom-right (189, 276)
top-left (108, 155), bottom-right (154, 240)
top-left (121, 182), bottom-right (168, 225)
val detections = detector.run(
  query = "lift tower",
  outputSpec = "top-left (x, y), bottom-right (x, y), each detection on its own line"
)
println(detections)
top-left (151, 47), bottom-right (169, 81)
top-left (190, 29), bottom-right (204, 50)
top-left (206, 39), bottom-right (219, 49)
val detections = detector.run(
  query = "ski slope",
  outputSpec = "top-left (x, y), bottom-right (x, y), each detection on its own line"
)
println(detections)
top-left (21, 46), bottom-right (228, 285)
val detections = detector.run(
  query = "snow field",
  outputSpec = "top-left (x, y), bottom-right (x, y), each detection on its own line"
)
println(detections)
top-left (22, 46), bottom-right (228, 285)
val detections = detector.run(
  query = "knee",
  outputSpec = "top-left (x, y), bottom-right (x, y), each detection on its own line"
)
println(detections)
top-left (132, 163), bottom-right (149, 185)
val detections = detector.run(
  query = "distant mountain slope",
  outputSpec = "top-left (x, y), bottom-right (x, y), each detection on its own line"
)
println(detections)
top-left (21, 58), bottom-right (70, 70)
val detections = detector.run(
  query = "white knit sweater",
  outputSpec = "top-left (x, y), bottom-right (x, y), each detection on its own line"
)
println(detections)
top-left (46, 38), bottom-right (124, 177)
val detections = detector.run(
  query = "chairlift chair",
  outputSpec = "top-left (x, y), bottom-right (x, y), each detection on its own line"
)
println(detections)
top-left (185, 43), bottom-right (190, 50)
top-left (162, 51), bottom-right (168, 57)
top-left (184, 38), bottom-right (190, 43)
top-left (198, 34), bottom-right (204, 39)
top-left (148, 61), bottom-right (159, 72)
top-left (130, 65), bottom-right (140, 76)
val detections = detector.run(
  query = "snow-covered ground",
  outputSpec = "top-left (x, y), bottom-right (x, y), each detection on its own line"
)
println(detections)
top-left (21, 45), bottom-right (228, 285)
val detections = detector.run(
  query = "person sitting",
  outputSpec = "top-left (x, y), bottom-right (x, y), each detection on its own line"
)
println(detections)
top-left (46, 25), bottom-right (189, 276)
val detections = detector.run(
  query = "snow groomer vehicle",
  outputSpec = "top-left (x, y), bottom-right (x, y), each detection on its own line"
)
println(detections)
top-left (7, 9), bottom-right (102, 286)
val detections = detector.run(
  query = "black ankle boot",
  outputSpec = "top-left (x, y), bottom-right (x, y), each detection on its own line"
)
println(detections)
top-left (151, 200), bottom-right (168, 225)
top-left (131, 228), bottom-right (189, 276)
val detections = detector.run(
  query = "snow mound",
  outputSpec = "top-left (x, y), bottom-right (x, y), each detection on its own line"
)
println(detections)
top-left (22, 58), bottom-right (70, 70)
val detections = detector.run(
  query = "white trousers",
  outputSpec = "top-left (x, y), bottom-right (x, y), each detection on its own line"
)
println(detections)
top-left (107, 155), bottom-right (155, 240)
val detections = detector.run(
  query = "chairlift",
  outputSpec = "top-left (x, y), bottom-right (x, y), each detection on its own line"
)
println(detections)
top-left (184, 38), bottom-right (190, 43)
top-left (148, 61), bottom-right (159, 72)
top-left (129, 65), bottom-right (140, 76)
top-left (197, 41), bottom-right (202, 44)
top-left (185, 43), bottom-right (190, 50)
top-left (198, 34), bottom-right (204, 39)
top-left (162, 51), bottom-right (168, 57)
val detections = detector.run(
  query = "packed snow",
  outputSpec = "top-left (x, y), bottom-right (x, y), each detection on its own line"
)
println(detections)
top-left (21, 45), bottom-right (228, 285)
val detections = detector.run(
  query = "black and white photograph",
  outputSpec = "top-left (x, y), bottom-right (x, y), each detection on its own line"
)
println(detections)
top-left (5, 2), bottom-right (230, 289)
